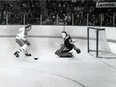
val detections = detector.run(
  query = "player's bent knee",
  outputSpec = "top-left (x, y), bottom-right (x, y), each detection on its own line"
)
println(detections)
top-left (22, 44), bottom-right (27, 51)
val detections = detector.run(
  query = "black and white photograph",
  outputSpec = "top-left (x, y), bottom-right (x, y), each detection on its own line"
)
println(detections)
top-left (0, 0), bottom-right (116, 87)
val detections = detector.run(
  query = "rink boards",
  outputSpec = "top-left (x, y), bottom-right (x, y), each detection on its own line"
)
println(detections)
top-left (0, 25), bottom-right (116, 42)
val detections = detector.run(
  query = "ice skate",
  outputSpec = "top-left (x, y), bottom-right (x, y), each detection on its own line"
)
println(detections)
top-left (14, 51), bottom-right (19, 57)
top-left (25, 52), bottom-right (31, 56)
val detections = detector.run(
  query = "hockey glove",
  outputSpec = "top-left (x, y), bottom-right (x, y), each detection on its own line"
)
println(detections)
top-left (27, 41), bottom-right (31, 46)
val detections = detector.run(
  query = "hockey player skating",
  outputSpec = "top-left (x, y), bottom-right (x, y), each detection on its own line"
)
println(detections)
top-left (55, 31), bottom-right (81, 57)
top-left (14, 24), bottom-right (32, 58)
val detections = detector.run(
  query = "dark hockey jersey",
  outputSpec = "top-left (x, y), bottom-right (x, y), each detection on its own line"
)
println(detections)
top-left (64, 35), bottom-right (73, 49)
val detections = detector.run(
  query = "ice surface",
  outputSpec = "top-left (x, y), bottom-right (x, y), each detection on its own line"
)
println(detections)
top-left (0, 37), bottom-right (116, 87)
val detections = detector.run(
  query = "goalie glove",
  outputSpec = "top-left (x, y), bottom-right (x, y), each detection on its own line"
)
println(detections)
top-left (27, 41), bottom-right (31, 46)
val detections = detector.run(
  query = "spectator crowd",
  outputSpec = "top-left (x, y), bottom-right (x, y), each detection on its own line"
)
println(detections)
top-left (0, 0), bottom-right (115, 26)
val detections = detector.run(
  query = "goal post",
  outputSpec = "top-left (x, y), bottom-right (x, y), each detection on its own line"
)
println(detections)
top-left (87, 27), bottom-right (116, 58)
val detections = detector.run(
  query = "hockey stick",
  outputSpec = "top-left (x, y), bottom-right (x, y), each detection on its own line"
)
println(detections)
top-left (55, 40), bottom-right (78, 47)
top-left (73, 40), bottom-right (78, 43)
top-left (55, 42), bottom-right (61, 47)
top-left (28, 45), bottom-right (39, 60)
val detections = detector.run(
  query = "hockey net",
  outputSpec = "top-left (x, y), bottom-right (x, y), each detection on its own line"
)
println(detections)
top-left (87, 27), bottom-right (116, 58)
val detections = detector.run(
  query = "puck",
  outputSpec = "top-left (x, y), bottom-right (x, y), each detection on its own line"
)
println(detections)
top-left (34, 58), bottom-right (38, 60)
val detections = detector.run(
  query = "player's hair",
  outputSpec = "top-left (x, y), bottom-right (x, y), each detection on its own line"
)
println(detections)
top-left (62, 31), bottom-right (71, 39)
top-left (25, 24), bottom-right (31, 28)
top-left (62, 31), bottom-right (67, 34)
top-left (62, 31), bottom-right (68, 36)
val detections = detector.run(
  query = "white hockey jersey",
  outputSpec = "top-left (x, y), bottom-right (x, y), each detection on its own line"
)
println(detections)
top-left (16, 27), bottom-right (27, 41)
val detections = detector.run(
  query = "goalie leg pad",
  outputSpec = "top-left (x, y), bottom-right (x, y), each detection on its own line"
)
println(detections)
top-left (58, 52), bottom-right (73, 57)
top-left (55, 50), bottom-right (60, 55)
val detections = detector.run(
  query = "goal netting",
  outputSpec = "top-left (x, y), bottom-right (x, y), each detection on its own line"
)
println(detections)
top-left (87, 27), bottom-right (116, 58)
